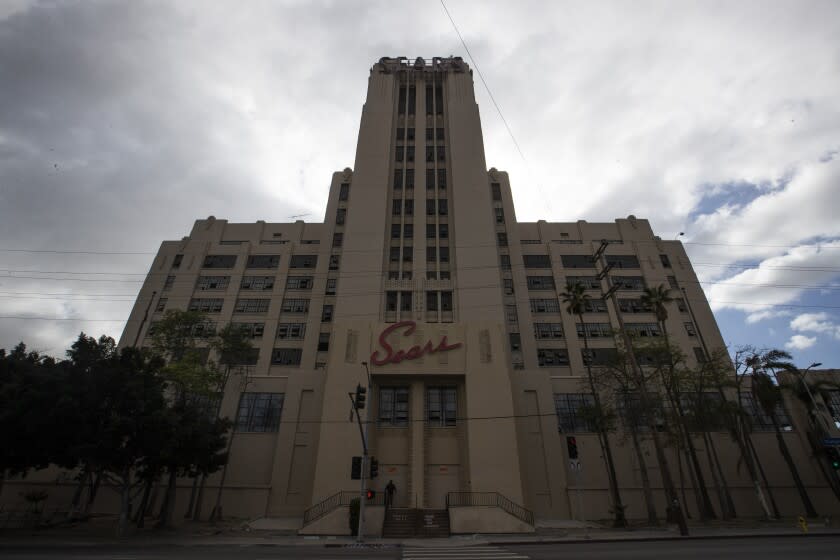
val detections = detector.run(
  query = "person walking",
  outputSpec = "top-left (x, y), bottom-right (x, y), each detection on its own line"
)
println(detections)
top-left (385, 480), bottom-right (396, 508)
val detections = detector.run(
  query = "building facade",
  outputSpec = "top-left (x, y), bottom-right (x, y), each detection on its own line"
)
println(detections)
top-left (8, 57), bottom-right (838, 534)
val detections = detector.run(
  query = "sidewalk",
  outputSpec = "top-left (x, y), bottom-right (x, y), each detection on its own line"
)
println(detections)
top-left (1, 516), bottom-right (839, 548)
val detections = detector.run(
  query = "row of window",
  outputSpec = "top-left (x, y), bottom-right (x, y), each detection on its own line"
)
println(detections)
top-left (392, 169), bottom-right (447, 190)
top-left (391, 199), bottom-right (449, 216)
top-left (394, 145), bottom-right (446, 163)
top-left (395, 127), bottom-right (447, 143)
top-left (181, 298), bottom-right (334, 320)
top-left (385, 291), bottom-right (454, 312)
top-left (388, 246), bottom-right (451, 263)
top-left (388, 270), bottom-right (452, 281)
top-left (390, 223), bottom-right (450, 240)
top-left (173, 254), bottom-right (323, 271)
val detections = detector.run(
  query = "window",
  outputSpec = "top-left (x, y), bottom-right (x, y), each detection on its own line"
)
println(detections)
top-left (625, 322), bottom-right (661, 337)
top-left (400, 291), bottom-right (412, 312)
top-left (426, 199), bottom-right (436, 216)
top-left (740, 393), bottom-right (792, 431)
top-left (425, 146), bottom-right (434, 162)
top-left (276, 323), bottom-right (306, 340)
top-left (407, 127), bottom-right (415, 141)
top-left (329, 255), bottom-right (340, 270)
top-left (426, 246), bottom-right (436, 262)
top-left (667, 275), bottom-right (679, 289)
top-left (408, 85), bottom-right (416, 114)
top-left (435, 86), bottom-right (443, 115)
top-left (439, 246), bottom-right (449, 263)
top-left (406, 148), bottom-right (415, 165)
top-left (527, 276), bottom-right (556, 290)
top-left (286, 276), bottom-right (313, 290)
top-left (271, 348), bottom-right (302, 366)
top-left (290, 255), bottom-right (317, 269)
top-left (426, 271), bottom-right (437, 280)
top-left (530, 298), bottom-right (561, 313)
top-left (317, 333), bottom-right (330, 352)
top-left (612, 276), bottom-right (645, 290)
top-left (395, 145), bottom-right (405, 162)
top-left (236, 392), bottom-right (284, 432)
top-left (155, 298), bottom-right (168, 312)
top-left (399, 85), bottom-right (407, 114)
top-left (163, 275), bottom-right (175, 290)
top-left (234, 299), bottom-right (270, 313)
top-left (676, 298), bottom-right (688, 312)
top-left (440, 270), bottom-right (450, 280)
top-left (321, 304), bottom-right (334, 322)
top-left (534, 323), bottom-right (564, 339)
top-left (403, 224), bottom-right (413, 239)
top-left (500, 254), bottom-right (511, 270)
top-left (583, 299), bottom-right (608, 313)
top-left (394, 169), bottom-right (403, 189)
top-left (326, 278), bottom-right (337, 295)
top-left (825, 391), bottom-right (840, 428)
top-left (693, 347), bottom-right (707, 363)
top-left (439, 224), bottom-right (448, 239)
top-left (503, 278), bottom-right (514, 295)
top-left (386, 291), bottom-right (398, 312)
top-left (437, 146), bottom-right (445, 162)
top-left (495, 207), bottom-right (505, 224)
top-left (407, 169), bottom-right (415, 190)
top-left (231, 322), bottom-right (265, 338)
top-left (436, 127), bottom-right (444, 141)
top-left (566, 276), bottom-right (600, 290)
top-left (339, 183), bottom-right (349, 201)
top-left (426, 223), bottom-right (436, 238)
top-left (505, 304), bottom-right (518, 324)
top-left (396, 127), bottom-right (404, 140)
top-left (582, 348), bottom-right (619, 366)
top-left (685, 322), bottom-right (697, 336)
top-left (240, 275), bottom-right (274, 290)
top-left (280, 298), bottom-right (309, 313)
top-left (336, 208), bottom-right (346, 225)
top-left (438, 169), bottom-right (446, 189)
top-left (191, 320), bottom-right (217, 338)
top-left (391, 224), bottom-right (401, 239)
top-left (576, 323), bottom-right (612, 338)
top-left (426, 291), bottom-right (438, 311)
top-left (509, 333), bottom-right (522, 351)
top-left (172, 254), bottom-right (183, 269)
top-left (426, 387), bottom-right (457, 426)
top-left (426, 170), bottom-right (435, 190)
top-left (660, 254), bottom-right (672, 268)
top-left (332, 233), bottom-right (343, 248)
top-left (203, 255), bottom-right (237, 268)
top-left (617, 298), bottom-right (651, 313)
top-left (402, 246), bottom-right (413, 262)
top-left (497, 232), bottom-right (508, 247)
top-left (524, 255), bottom-right (552, 268)
top-left (392, 199), bottom-right (402, 216)
top-left (441, 291), bottom-right (453, 311)
top-left (554, 394), bottom-right (596, 432)
top-left (197, 276), bottom-right (230, 290)
top-left (247, 255), bottom-right (280, 269)
top-left (605, 255), bottom-right (640, 269)
top-left (390, 247), bottom-right (400, 262)
top-left (426, 127), bottom-right (434, 141)
top-left (537, 349), bottom-right (570, 367)
top-left (379, 387), bottom-right (409, 427)
top-left (491, 183), bottom-right (502, 201)
top-left (438, 199), bottom-right (448, 216)
top-left (617, 392), bottom-right (665, 432)
top-left (189, 298), bottom-right (224, 312)
top-left (221, 347), bottom-right (259, 366)
top-left (560, 255), bottom-right (595, 269)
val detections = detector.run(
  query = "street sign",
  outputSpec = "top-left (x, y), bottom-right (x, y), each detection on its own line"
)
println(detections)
top-left (821, 437), bottom-right (840, 446)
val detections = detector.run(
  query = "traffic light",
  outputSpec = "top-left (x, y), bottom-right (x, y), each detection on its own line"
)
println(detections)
top-left (369, 457), bottom-right (379, 479)
top-left (827, 447), bottom-right (840, 470)
top-left (354, 384), bottom-right (367, 409)
top-left (351, 456), bottom-right (362, 479)
top-left (366, 489), bottom-right (376, 501)
top-left (566, 436), bottom-right (579, 460)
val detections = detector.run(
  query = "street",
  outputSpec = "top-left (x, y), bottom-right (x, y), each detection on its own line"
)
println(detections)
top-left (1, 536), bottom-right (839, 559)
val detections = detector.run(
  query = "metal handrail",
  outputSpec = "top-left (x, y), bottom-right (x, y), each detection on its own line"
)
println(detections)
top-left (446, 492), bottom-right (534, 526)
top-left (302, 490), bottom-right (355, 526)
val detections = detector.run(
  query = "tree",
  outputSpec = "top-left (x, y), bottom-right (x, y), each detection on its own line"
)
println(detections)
top-left (641, 285), bottom-right (716, 520)
top-left (561, 282), bottom-right (627, 527)
top-left (748, 349), bottom-right (818, 518)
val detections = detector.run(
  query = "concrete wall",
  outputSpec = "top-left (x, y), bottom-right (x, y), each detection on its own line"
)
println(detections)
top-left (450, 506), bottom-right (535, 534)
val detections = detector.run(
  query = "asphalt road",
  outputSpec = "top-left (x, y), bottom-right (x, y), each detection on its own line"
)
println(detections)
top-left (1, 536), bottom-right (839, 559)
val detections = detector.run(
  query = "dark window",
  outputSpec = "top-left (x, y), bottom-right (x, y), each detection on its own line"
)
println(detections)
top-left (408, 86), bottom-right (416, 114)
top-left (163, 275), bottom-right (175, 290)
top-left (530, 298), bottom-right (561, 313)
top-left (339, 183), bottom-right (349, 201)
top-left (435, 86), bottom-right (443, 115)
top-left (241, 275), bottom-right (274, 290)
top-left (400, 291), bottom-right (412, 312)
top-left (280, 298), bottom-right (309, 313)
top-left (668, 275), bottom-right (679, 289)
top-left (335, 208), bottom-right (346, 225)
top-left (427, 246), bottom-right (436, 262)
top-left (404, 199), bottom-right (413, 216)
top-left (440, 271), bottom-right (450, 280)
top-left (500, 254), bottom-right (511, 270)
top-left (222, 347), bottom-right (259, 366)
top-left (277, 323), bottom-right (306, 340)
top-left (740, 393), bottom-right (792, 431)
top-left (329, 255), bottom-right (340, 271)
top-left (234, 298), bottom-right (270, 314)
top-left (427, 387), bottom-right (456, 426)
top-left (407, 128), bottom-right (415, 141)
top-left (439, 246), bottom-right (449, 263)
top-left (203, 255), bottom-right (237, 268)
top-left (426, 291), bottom-right (438, 311)
top-left (560, 255), bottom-right (595, 269)
top-left (197, 275), bottom-right (231, 290)
top-left (554, 393), bottom-right (596, 432)
top-left (426, 271), bottom-right (437, 280)
top-left (660, 254), bottom-right (672, 268)
top-left (398, 86), bottom-right (407, 114)
top-left (172, 254), bottom-right (183, 269)
top-left (392, 199), bottom-right (402, 216)
top-left (693, 347), bottom-right (707, 363)
top-left (426, 170), bottom-right (435, 189)
top-left (426, 199), bottom-right (436, 215)
top-left (625, 322), bottom-right (660, 338)
top-left (395, 146), bottom-right (405, 162)
top-left (426, 223), bottom-right (436, 238)
top-left (390, 247), bottom-right (400, 262)
top-left (326, 278), bottom-right (337, 295)
top-left (617, 392), bottom-right (666, 432)
top-left (617, 298), bottom-right (651, 314)
top-left (436, 127), bottom-right (444, 141)
top-left (285, 276), bottom-right (313, 290)
top-left (566, 276), bottom-right (600, 290)
top-left (576, 323), bottom-right (612, 338)
top-left (321, 305), bottom-right (334, 322)
top-left (231, 322), bottom-right (265, 339)
top-left (441, 291), bottom-right (453, 311)
top-left (439, 224), bottom-right (448, 239)
top-left (426, 127), bottom-right (434, 141)
top-left (394, 169), bottom-right (403, 189)
top-left (289, 255), bottom-right (317, 269)
top-left (537, 349), bottom-right (570, 367)
top-left (527, 276), bottom-right (555, 290)
top-left (534, 323), bottom-right (564, 339)
top-left (685, 322), bottom-right (697, 336)
top-left (396, 127), bottom-right (404, 140)
top-left (582, 348), bottom-right (619, 366)
top-left (403, 224), bottom-right (413, 239)
top-left (189, 298), bottom-right (224, 313)
top-left (406, 147), bottom-right (415, 164)
top-left (438, 169), bottom-right (446, 189)
top-left (437, 146), bottom-right (445, 162)
top-left (583, 299), bottom-right (608, 313)
top-left (612, 276), bottom-right (645, 290)
top-left (317, 333), bottom-right (330, 352)
top-left (503, 278), bottom-right (514, 295)
top-left (406, 168), bottom-right (414, 187)
top-left (605, 255), bottom-right (640, 269)
top-left (497, 232), bottom-right (508, 247)
top-left (236, 392), bottom-right (284, 432)
top-left (332, 233), bottom-right (343, 248)
top-left (491, 183), bottom-right (502, 201)
top-left (438, 199), bottom-right (448, 215)
top-left (676, 298), bottom-right (688, 312)
top-left (402, 246), bottom-right (413, 262)
top-left (155, 298), bottom-right (167, 312)
top-left (524, 255), bottom-right (552, 268)
top-left (379, 387), bottom-right (409, 427)
top-left (509, 333), bottom-right (522, 351)
top-left (247, 255), bottom-right (280, 269)
top-left (505, 304), bottom-right (518, 324)
top-left (426, 86), bottom-right (433, 115)
top-left (386, 291), bottom-right (398, 312)
top-left (495, 207), bottom-right (505, 224)
top-left (391, 224), bottom-right (401, 239)
top-left (271, 348), bottom-right (302, 366)
top-left (426, 146), bottom-right (434, 162)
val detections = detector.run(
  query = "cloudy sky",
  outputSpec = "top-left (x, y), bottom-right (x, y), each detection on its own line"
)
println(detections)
top-left (1, 0), bottom-right (838, 366)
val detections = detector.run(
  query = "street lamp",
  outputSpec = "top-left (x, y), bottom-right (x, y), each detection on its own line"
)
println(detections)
top-left (798, 362), bottom-right (829, 433)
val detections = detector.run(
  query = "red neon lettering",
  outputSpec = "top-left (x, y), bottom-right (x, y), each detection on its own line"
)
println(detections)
top-left (370, 321), bottom-right (462, 366)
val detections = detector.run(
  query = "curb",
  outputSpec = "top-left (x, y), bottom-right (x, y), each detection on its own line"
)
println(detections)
top-left (485, 531), bottom-right (840, 546)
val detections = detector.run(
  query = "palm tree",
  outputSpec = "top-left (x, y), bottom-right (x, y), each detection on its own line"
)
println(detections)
top-left (561, 282), bottom-right (627, 527)
top-left (640, 285), bottom-right (716, 520)
top-left (748, 349), bottom-right (817, 518)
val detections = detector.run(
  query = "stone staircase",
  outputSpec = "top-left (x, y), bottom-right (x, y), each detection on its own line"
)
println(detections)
top-left (382, 508), bottom-right (450, 538)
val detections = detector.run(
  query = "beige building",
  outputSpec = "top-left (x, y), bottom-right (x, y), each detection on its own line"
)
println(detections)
top-left (5, 56), bottom-right (839, 535)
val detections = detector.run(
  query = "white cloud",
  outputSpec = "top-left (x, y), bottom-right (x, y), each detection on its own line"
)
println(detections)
top-left (790, 312), bottom-right (840, 339)
top-left (785, 334), bottom-right (817, 350)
